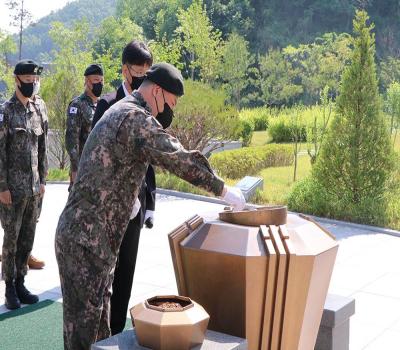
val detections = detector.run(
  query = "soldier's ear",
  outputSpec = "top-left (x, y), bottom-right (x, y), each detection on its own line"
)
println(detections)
top-left (152, 84), bottom-right (161, 98)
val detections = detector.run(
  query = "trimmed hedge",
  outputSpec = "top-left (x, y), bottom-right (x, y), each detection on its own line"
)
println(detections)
top-left (210, 144), bottom-right (293, 179)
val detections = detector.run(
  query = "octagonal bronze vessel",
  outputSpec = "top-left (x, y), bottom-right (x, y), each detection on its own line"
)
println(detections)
top-left (130, 295), bottom-right (210, 350)
top-left (168, 208), bottom-right (338, 350)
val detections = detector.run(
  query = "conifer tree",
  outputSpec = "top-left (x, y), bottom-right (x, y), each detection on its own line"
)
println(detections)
top-left (313, 10), bottom-right (394, 207)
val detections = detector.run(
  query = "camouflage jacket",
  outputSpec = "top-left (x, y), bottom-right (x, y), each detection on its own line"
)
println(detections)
top-left (65, 93), bottom-right (96, 172)
top-left (0, 93), bottom-right (48, 200)
top-left (56, 91), bottom-right (224, 266)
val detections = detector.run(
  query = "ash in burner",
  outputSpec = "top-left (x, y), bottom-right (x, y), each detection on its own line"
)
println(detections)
top-left (148, 297), bottom-right (192, 310)
top-left (154, 301), bottom-right (184, 310)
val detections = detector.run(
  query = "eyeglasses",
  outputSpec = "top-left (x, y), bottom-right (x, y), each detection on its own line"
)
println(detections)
top-left (127, 64), bottom-right (146, 78)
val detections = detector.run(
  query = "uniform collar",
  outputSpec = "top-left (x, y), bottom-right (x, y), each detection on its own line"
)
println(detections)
top-left (131, 90), bottom-right (152, 114)
top-left (11, 93), bottom-right (35, 113)
top-left (81, 92), bottom-right (96, 107)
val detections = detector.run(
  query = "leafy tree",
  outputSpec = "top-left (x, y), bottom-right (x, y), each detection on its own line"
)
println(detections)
top-left (259, 49), bottom-right (303, 107)
top-left (148, 10), bottom-right (183, 68)
top-left (313, 11), bottom-right (394, 212)
top-left (289, 106), bottom-right (304, 182)
top-left (306, 86), bottom-right (334, 164)
top-left (40, 21), bottom-right (93, 169)
top-left (6, 0), bottom-right (32, 59)
top-left (92, 16), bottom-right (143, 90)
top-left (385, 82), bottom-right (400, 145)
top-left (116, 0), bottom-right (190, 40)
top-left (203, 0), bottom-right (254, 39)
top-left (0, 30), bottom-right (17, 100)
top-left (284, 32), bottom-right (352, 104)
top-left (175, 0), bottom-right (222, 83)
top-left (219, 33), bottom-right (252, 108)
top-left (379, 57), bottom-right (400, 92)
top-left (170, 80), bottom-right (240, 153)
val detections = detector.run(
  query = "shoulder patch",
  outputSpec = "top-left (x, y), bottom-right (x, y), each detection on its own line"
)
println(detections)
top-left (0, 114), bottom-right (3, 122)
top-left (69, 106), bottom-right (78, 114)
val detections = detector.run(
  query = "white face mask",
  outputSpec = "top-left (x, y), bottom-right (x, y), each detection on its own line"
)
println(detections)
top-left (32, 80), bottom-right (40, 96)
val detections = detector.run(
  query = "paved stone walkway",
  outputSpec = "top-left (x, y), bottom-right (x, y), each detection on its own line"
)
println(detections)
top-left (1, 184), bottom-right (400, 349)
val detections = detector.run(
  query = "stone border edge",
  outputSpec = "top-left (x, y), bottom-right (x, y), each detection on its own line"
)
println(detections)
top-left (46, 182), bottom-right (400, 238)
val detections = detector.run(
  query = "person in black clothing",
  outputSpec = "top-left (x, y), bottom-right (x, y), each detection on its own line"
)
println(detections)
top-left (92, 40), bottom-right (155, 335)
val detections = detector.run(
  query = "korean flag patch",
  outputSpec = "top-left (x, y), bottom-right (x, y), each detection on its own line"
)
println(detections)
top-left (69, 107), bottom-right (78, 115)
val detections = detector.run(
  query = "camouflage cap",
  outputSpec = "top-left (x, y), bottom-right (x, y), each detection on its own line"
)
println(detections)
top-left (145, 62), bottom-right (184, 97)
top-left (14, 59), bottom-right (43, 75)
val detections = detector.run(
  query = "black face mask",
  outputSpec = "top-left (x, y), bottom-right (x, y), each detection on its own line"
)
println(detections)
top-left (17, 77), bottom-right (34, 98)
top-left (155, 91), bottom-right (174, 129)
top-left (130, 75), bottom-right (144, 91)
top-left (91, 82), bottom-right (103, 97)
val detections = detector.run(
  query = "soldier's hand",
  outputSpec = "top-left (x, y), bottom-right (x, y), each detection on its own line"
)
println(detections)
top-left (222, 186), bottom-right (246, 211)
top-left (0, 190), bottom-right (12, 205)
top-left (144, 210), bottom-right (154, 229)
top-left (40, 184), bottom-right (46, 197)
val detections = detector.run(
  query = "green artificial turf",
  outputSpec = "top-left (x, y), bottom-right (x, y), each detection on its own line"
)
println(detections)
top-left (0, 300), bottom-right (132, 349)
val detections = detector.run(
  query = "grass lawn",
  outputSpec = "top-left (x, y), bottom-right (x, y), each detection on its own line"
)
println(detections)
top-left (255, 155), bottom-right (311, 204)
top-left (46, 132), bottom-right (313, 206)
top-left (47, 168), bottom-right (69, 181)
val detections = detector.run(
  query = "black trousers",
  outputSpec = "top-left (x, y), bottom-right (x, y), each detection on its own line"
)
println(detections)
top-left (110, 214), bottom-right (142, 335)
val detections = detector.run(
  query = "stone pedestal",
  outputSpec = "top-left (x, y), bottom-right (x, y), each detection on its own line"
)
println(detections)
top-left (91, 329), bottom-right (248, 350)
top-left (315, 294), bottom-right (355, 350)
top-left (234, 176), bottom-right (263, 201)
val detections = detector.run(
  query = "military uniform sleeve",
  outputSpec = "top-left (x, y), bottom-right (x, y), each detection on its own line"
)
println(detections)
top-left (134, 117), bottom-right (224, 197)
top-left (38, 103), bottom-right (49, 184)
top-left (0, 107), bottom-right (9, 192)
top-left (65, 101), bottom-right (82, 172)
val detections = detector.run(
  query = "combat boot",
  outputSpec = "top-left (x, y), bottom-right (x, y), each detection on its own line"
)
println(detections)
top-left (15, 276), bottom-right (39, 304)
top-left (5, 281), bottom-right (21, 310)
top-left (27, 255), bottom-right (45, 269)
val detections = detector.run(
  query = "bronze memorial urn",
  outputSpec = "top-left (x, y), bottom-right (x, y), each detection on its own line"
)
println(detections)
top-left (130, 295), bottom-right (210, 350)
top-left (169, 207), bottom-right (338, 350)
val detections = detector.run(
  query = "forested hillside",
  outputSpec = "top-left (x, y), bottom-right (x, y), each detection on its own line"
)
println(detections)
top-left (11, 0), bottom-right (116, 62)
top-left (117, 0), bottom-right (400, 58)
top-left (9, 0), bottom-right (400, 62)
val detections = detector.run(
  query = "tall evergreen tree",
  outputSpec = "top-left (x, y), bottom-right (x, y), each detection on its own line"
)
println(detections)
top-left (313, 10), bottom-right (394, 210)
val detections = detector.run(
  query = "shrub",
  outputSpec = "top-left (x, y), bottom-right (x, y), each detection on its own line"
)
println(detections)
top-left (239, 119), bottom-right (254, 146)
top-left (268, 119), bottom-right (307, 143)
top-left (171, 80), bottom-right (240, 152)
top-left (239, 107), bottom-right (269, 131)
top-left (288, 176), bottom-right (400, 228)
top-left (47, 168), bottom-right (69, 181)
top-left (155, 172), bottom-right (209, 196)
top-left (210, 144), bottom-right (293, 179)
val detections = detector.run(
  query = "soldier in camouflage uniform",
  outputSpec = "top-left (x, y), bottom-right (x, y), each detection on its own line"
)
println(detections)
top-left (0, 60), bottom-right (48, 310)
top-left (65, 64), bottom-right (104, 189)
top-left (55, 63), bottom-right (246, 350)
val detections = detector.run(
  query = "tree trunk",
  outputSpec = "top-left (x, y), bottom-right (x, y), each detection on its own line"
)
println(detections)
top-left (19, 0), bottom-right (23, 60)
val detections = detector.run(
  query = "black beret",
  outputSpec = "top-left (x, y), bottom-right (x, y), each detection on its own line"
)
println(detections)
top-left (14, 59), bottom-right (43, 75)
top-left (145, 62), bottom-right (184, 96)
top-left (84, 64), bottom-right (103, 76)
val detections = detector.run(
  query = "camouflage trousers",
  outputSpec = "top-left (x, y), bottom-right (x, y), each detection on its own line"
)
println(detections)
top-left (55, 236), bottom-right (114, 350)
top-left (0, 195), bottom-right (40, 282)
